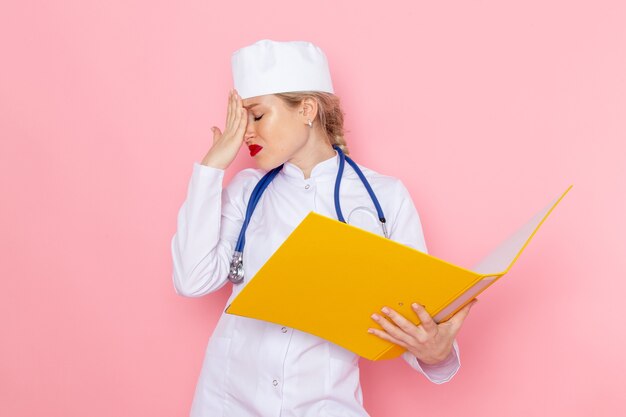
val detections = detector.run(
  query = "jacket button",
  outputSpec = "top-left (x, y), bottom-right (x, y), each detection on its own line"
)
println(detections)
top-left (272, 379), bottom-right (279, 386)
top-left (281, 327), bottom-right (288, 333)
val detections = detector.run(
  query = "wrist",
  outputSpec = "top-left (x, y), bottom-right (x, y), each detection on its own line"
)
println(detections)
top-left (414, 348), bottom-right (455, 366)
top-left (201, 154), bottom-right (228, 170)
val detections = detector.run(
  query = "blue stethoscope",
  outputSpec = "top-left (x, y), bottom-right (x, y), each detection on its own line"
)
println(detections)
top-left (227, 144), bottom-right (388, 284)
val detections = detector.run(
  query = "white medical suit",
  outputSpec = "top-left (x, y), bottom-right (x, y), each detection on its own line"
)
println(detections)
top-left (171, 151), bottom-right (461, 417)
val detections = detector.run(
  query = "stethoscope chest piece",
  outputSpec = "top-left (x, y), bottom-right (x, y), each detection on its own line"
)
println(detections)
top-left (228, 251), bottom-right (244, 284)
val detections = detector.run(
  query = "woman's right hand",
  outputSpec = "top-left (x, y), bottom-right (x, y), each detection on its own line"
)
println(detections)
top-left (201, 89), bottom-right (248, 169)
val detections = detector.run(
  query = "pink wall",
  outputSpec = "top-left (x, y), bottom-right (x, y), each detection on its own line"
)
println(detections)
top-left (1, 1), bottom-right (624, 416)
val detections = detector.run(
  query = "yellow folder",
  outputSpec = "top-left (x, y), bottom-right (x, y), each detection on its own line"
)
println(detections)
top-left (226, 186), bottom-right (572, 361)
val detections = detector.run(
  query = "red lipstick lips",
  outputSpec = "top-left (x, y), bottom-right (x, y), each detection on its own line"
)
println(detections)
top-left (248, 144), bottom-right (263, 157)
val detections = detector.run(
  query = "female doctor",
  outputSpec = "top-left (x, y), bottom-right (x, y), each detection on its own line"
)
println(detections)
top-left (171, 39), bottom-right (476, 417)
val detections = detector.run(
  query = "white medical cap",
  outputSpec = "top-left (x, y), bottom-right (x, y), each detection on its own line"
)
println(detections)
top-left (231, 39), bottom-right (334, 99)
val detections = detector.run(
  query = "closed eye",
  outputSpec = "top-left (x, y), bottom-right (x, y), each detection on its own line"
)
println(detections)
top-left (254, 115), bottom-right (263, 121)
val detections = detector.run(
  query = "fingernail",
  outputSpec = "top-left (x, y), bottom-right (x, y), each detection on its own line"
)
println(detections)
top-left (367, 329), bottom-right (374, 334)
top-left (381, 307), bottom-right (390, 315)
top-left (412, 303), bottom-right (419, 308)
top-left (371, 314), bottom-right (380, 320)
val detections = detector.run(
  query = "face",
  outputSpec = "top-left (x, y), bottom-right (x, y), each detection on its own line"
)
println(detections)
top-left (242, 94), bottom-right (311, 170)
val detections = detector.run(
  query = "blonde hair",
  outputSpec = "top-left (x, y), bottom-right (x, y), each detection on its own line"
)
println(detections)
top-left (274, 91), bottom-right (350, 155)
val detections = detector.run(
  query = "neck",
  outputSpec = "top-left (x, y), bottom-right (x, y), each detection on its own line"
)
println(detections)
top-left (287, 138), bottom-right (336, 179)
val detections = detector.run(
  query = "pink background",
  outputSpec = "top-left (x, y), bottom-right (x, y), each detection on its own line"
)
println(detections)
top-left (1, 1), bottom-right (625, 416)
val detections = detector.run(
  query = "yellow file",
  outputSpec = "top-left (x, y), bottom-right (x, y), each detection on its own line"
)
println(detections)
top-left (226, 186), bottom-right (572, 361)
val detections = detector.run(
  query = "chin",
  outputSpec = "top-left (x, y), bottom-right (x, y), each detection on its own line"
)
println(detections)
top-left (255, 156), bottom-right (284, 172)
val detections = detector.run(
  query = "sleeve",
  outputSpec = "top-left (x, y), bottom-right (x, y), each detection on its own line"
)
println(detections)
top-left (170, 162), bottom-right (258, 297)
top-left (388, 180), bottom-right (461, 383)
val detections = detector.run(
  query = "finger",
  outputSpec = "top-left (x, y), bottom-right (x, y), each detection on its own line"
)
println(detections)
top-left (231, 93), bottom-right (242, 130)
top-left (380, 306), bottom-right (424, 336)
top-left (367, 327), bottom-right (409, 349)
top-left (236, 107), bottom-right (247, 138)
top-left (371, 313), bottom-right (413, 346)
top-left (232, 90), bottom-right (242, 129)
top-left (411, 303), bottom-right (437, 334)
top-left (226, 89), bottom-right (235, 129)
top-left (447, 299), bottom-right (477, 332)
top-left (236, 93), bottom-right (246, 125)
top-left (211, 126), bottom-right (222, 143)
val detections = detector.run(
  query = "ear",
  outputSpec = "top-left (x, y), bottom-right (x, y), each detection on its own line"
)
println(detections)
top-left (299, 97), bottom-right (319, 124)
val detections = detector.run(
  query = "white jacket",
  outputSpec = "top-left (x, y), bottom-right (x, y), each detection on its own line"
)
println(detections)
top-left (171, 152), bottom-right (461, 417)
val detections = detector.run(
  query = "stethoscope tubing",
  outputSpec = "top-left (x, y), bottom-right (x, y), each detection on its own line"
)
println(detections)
top-left (234, 164), bottom-right (283, 253)
top-left (228, 145), bottom-right (387, 284)
top-left (334, 147), bottom-right (386, 226)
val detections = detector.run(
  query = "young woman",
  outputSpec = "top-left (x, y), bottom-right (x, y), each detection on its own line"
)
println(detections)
top-left (171, 39), bottom-right (475, 417)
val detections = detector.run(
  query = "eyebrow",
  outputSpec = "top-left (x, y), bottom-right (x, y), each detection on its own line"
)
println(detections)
top-left (243, 103), bottom-right (260, 109)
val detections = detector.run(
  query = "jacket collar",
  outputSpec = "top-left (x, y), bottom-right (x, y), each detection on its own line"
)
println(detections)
top-left (280, 150), bottom-right (347, 182)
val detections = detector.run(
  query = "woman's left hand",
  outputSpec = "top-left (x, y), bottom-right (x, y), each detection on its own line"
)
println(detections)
top-left (368, 300), bottom-right (477, 365)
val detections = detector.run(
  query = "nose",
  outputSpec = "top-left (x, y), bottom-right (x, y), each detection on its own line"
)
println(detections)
top-left (244, 117), bottom-right (256, 143)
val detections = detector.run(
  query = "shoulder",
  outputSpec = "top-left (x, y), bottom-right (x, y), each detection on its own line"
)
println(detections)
top-left (355, 163), bottom-right (427, 251)
top-left (352, 163), bottom-right (417, 220)
top-left (228, 167), bottom-right (265, 188)
top-left (223, 167), bottom-right (265, 202)
top-left (353, 163), bottom-right (410, 196)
